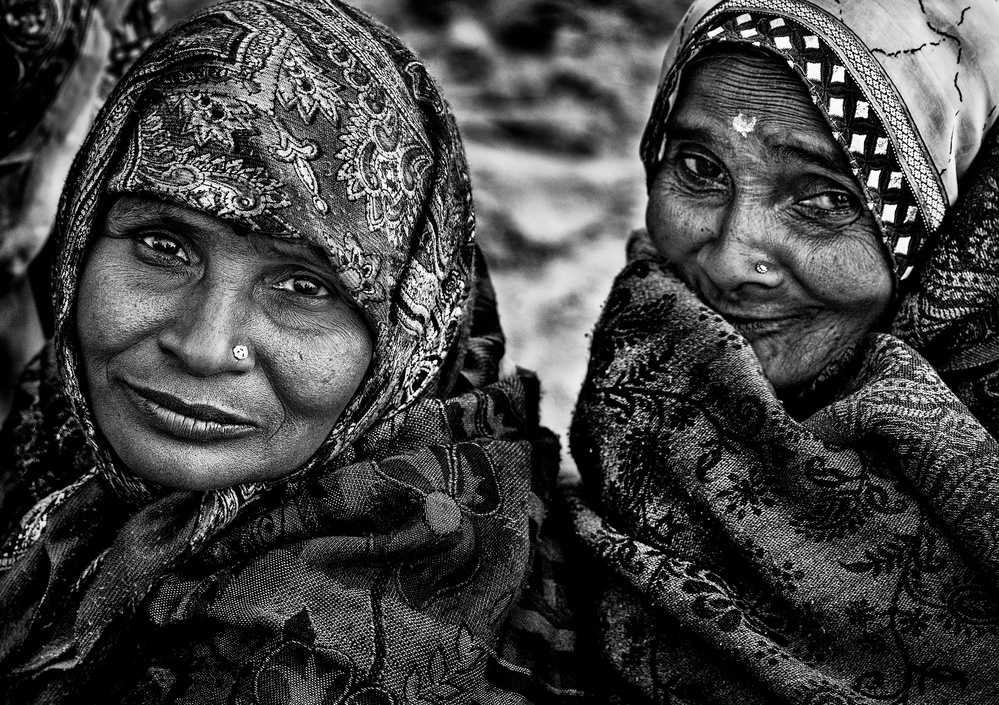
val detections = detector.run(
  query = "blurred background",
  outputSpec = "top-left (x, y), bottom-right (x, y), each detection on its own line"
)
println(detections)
top-left (353, 0), bottom-right (687, 440)
top-left (1, 0), bottom-right (692, 440)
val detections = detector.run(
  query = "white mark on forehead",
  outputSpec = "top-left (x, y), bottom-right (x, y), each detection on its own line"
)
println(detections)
top-left (732, 113), bottom-right (758, 138)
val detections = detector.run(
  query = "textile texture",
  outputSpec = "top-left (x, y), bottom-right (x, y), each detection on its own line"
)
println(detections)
top-left (1, 345), bottom-right (559, 704)
top-left (893, 130), bottom-right (999, 440)
top-left (0, 1), bottom-right (559, 702)
top-left (567, 219), bottom-right (999, 703)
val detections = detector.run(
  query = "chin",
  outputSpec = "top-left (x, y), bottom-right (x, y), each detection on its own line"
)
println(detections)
top-left (107, 431), bottom-right (297, 490)
top-left (753, 346), bottom-right (825, 394)
top-left (120, 453), bottom-right (264, 490)
top-left (756, 345), bottom-right (857, 398)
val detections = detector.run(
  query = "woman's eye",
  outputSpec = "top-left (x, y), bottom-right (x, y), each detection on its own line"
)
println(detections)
top-left (275, 275), bottom-right (332, 298)
top-left (679, 153), bottom-right (724, 183)
top-left (138, 233), bottom-right (189, 262)
top-left (799, 191), bottom-right (858, 215)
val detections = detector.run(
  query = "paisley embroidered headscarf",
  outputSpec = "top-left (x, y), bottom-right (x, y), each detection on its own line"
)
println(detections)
top-left (0, 2), bottom-right (557, 702)
top-left (560, 1), bottom-right (999, 703)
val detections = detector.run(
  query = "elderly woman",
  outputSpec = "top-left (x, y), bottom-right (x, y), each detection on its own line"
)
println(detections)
top-left (566, 0), bottom-right (999, 703)
top-left (0, 1), bottom-right (556, 703)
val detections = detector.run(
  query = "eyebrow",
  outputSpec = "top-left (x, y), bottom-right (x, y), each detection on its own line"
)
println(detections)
top-left (770, 139), bottom-right (852, 175)
top-left (667, 121), bottom-right (852, 175)
top-left (248, 233), bottom-right (335, 272)
top-left (106, 196), bottom-right (338, 272)
top-left (666, 124), bottom-right (719, 149)
top-left (250, 234), bottom-right (361, 305)
top-left (104, 198), bottom-right (207, 236)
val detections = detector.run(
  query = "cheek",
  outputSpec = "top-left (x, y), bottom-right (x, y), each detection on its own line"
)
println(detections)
top-left (802, 235), bottom-right (892, 315)
top-left (646, 188), bottom-right (712, 262)
top-left (77, 255), bottom-right (158, 373)
top-left (265, 318), bottom-right (374, 430)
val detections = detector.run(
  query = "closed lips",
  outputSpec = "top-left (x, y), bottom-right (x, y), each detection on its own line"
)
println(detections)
top-left (717, 311), bottom-right (809, 335)
top-left (722, 312), bottom-right (803, 324)
top-left (126, 382), bottom-right (255, 426)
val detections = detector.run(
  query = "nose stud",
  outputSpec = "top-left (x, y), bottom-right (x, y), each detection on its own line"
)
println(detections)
top-left (232, 345), bottom-right (249, 361)
top-left (755, 262), bottom-right (770, 274)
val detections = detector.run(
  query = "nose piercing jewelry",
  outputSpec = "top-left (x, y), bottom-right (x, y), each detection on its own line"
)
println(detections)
top-left (755, 262), bottom-right (770, 274)
top-left (232, 345), bottom-right (249, 361)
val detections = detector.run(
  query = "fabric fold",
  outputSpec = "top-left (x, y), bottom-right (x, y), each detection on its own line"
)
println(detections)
top-left (567, 233), bottom-right (999, 703)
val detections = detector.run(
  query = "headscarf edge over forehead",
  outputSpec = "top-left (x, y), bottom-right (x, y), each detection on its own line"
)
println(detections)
top-left (51, 0), bottom-right (476, 503)
top-left (642, 0), bottom-right (999, 283)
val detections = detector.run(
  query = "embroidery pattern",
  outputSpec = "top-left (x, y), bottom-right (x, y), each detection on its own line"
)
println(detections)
top-left (568, 235), bottom-right (999, 703)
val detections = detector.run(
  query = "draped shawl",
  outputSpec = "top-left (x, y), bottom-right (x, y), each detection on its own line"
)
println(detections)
top-left (0, 2), bottom-right (558, 702)
top-left (565, 1), bottom-right (999, 703)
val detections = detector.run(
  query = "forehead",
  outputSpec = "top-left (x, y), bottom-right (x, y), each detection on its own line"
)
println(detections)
top-left (670, 49), bottom-right (845, 168)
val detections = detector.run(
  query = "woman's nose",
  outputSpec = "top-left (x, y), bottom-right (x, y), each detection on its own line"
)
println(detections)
top-left (157, 282), bottom-right (252, 376)
top-left (697, 199), bottom-right (782, 293)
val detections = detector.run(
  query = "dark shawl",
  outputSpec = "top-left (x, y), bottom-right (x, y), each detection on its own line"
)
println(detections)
top-left (0, 2), bottom-right (558, 702)
top-left (563, 1), bottom-right (999, 703)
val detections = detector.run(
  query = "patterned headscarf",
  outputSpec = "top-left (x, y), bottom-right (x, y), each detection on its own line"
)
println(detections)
top-left (51, 0), bottom-right (476, 509)
top-left (641, 0), bottom-right (999, 283)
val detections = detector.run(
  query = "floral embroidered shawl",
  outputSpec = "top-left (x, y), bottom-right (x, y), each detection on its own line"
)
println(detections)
top-left (0, 2), bottom-right (558, 702)
top-left (563, 1), bottom-right (999, 703)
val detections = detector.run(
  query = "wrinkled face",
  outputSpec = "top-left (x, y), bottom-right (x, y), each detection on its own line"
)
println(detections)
top-left (646, 49), bottom-right (893, 392)
top-left (77, 195), bottom-right (373, 489)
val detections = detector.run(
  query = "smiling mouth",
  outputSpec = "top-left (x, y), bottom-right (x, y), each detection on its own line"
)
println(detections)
top-left (124, 383), bottom-right (256, 442)
top-left (720, 312), bottom-right (808, 337)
